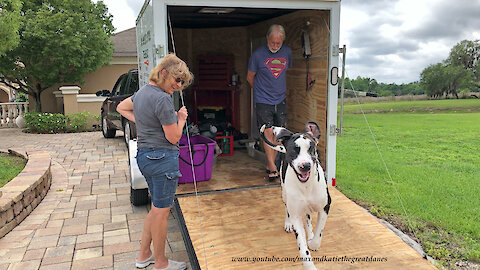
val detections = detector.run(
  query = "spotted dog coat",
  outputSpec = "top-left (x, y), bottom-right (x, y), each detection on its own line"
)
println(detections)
top-left (260, 122), bottom-right (331, 270)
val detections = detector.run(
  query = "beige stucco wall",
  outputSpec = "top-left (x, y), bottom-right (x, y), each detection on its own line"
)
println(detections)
top-left (0, 88), bottom-right (9, 103)
top-left (78, 101), bottom-right (104, 115)
top-left (0, 84), bottom-right (13, 103)
top-left (79, 62), bottom-right (137, 94)
top-left (33, 58), bottom-right (137, 113)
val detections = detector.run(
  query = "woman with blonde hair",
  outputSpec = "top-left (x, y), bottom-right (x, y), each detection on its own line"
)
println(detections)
top-left (117, 53), bottom-right (193, 270)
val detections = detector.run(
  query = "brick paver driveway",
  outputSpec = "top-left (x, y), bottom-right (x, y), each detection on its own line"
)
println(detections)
top-left (0, 129), bottom-right (188, 270)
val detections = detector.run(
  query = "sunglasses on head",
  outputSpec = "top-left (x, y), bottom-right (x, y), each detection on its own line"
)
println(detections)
top-left (175, 77), bottom-right (185, 85)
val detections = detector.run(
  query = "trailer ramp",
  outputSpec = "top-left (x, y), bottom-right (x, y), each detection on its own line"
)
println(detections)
top-left (176, 186), bottom-right (436, 269)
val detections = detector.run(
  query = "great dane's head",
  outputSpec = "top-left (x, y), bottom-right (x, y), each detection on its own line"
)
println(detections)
top-left (260, 122), bottom-right (321, 183)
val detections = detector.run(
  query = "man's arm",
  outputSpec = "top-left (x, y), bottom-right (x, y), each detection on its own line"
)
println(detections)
top-left (247, 71), bottom-right (256, 89)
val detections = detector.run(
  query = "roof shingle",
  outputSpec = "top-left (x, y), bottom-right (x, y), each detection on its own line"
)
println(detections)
top-left (110, 27), bottom-right (137, 57)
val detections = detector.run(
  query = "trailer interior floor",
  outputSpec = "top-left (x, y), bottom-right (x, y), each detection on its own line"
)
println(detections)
top-left (176, 149), bottom-right (277, 195)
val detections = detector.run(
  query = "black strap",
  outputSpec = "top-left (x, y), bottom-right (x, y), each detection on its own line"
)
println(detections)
top-left (260, 128), bottom-right (278, 148)
top-left (179, 142), bottom-right (209, 167)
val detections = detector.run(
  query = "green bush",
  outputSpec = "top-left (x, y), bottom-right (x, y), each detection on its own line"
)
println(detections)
top-left (15, 92), bottom-right (28, 102)
top-left (66, 111), bottom-right (100, 132)
top-left (24, 112), bottom-right (66, 133)
top-left (24, 111), bottom-right (100, 134)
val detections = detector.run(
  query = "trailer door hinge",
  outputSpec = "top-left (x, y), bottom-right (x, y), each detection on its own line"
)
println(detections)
top-left (332, 44), bottom-right (340, 56)
top-left (329, 124), bottom-right (340, 136)
top-left (155, 45), bottom-right (164, 58)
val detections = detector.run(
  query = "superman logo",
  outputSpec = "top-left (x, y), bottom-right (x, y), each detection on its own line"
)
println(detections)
top-left (264, 58), bottom-right (287, 78)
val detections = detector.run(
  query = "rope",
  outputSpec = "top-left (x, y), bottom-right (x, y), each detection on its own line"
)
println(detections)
top-left (179, 92), bottom-right (209, 269)
top-left (321, 15), bottom-right (420, 242)
top-left (169, 11), bottom-right (209, 269)
top-left (167, 14), bottom-right (176, 55)
top-left (341, 64), bottom-right (420, 241)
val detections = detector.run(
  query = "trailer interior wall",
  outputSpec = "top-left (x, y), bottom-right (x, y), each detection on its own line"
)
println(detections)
top-left (169, 27), bottom-right (250, 134)
top-left (170, 9), bottom-right (330, 168)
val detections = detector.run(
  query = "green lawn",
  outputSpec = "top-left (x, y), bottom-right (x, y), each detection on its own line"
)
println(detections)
top-left (0, 153), bottom-right (27, 188)
top-left (336, 99), bottom-right (480, 266)
top-left (343, 98), bottom-right (480, 114)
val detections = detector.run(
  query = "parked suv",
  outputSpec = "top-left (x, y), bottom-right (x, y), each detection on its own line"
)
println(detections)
top-left (96, 68), bottom-right (139, 146)
top-left (97, 68), bottom-right (150, 205)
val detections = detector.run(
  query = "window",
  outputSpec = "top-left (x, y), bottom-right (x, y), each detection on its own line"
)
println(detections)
top-left (125, 72), bottom-right (139, 95)
top-left (112, 75), bottom-right (127, 96)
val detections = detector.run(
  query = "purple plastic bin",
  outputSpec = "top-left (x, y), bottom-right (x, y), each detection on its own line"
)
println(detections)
top-left (178, 135), bottom-right (216, 184)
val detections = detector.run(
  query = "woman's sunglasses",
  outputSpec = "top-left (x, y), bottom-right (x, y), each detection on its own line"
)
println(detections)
top-left (175, 77), bottom-right (185, 85)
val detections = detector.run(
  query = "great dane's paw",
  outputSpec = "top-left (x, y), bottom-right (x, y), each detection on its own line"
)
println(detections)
top-left (308, 237), bottom-right (321, 251)
top-left (303, 262), bottom-right (317, 270)
top-left (284, 220), bottom-right (294, 232)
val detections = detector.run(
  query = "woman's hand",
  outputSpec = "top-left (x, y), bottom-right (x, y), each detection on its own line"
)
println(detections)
top-left (165, 106), bottom-right (188, 144)
top-left (177, 106), bottom-right (188, 122)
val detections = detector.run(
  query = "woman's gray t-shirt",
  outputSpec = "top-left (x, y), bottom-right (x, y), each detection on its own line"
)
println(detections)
top-left (131, 84), bottom-right (178, 150)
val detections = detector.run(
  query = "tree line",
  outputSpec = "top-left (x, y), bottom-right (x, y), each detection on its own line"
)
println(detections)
top-left (341, 77), bottom-right (423, 97)
top-left (341, 39), bottom-right (480, 99)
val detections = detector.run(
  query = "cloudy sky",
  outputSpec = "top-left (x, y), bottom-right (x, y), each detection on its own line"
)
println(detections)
top-left (97, 0), bottom-right (480, 84)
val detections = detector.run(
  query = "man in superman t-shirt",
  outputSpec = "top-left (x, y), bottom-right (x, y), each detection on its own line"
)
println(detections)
top-left (247, 24), bottom-right (292, 181)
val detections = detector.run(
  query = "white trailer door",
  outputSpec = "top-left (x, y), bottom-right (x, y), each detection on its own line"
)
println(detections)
top-left (136, 0), bottom-right (169, 88)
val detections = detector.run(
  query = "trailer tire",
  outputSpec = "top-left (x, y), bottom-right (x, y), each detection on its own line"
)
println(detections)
top-left (131, 187), bottom-right (149, 206)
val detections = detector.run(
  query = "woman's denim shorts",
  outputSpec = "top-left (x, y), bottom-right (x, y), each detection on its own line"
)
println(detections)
top-left (136, 147), bottom-right (182, 208)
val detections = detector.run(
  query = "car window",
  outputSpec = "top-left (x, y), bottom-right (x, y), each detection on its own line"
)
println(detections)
top-left (112, 75), bottom-right (127, 96)
top-left (124, 72), bottom-right (139, 95)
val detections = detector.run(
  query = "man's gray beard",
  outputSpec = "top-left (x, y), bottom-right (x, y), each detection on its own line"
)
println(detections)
top-left (269, 48), bottom-right (280, 53)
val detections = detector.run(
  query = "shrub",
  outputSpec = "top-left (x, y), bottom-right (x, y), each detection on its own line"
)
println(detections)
top-left (24, 112), bottom-right (66, 133)
top-left (15, 92), bottom-right (28, 102)
top-left (66, 111), bottom-right (100, 132)
top-left (24, 111), bottom-right (100, 134)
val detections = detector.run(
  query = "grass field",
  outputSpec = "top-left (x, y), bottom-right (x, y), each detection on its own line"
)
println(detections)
top-left (336, 99), bottom-right (480, 267)
top-left (343, 98), bottom-right (480, 114)
top-left (0, 153), bottom-right (27, 188)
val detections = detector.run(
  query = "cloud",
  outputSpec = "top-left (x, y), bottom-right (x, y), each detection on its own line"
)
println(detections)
top-left (406, 0), bottom-right (480, 43)
top-left (341, 0), bottom-right (480, 83)
top-left (125, 0), bottom-right (144, 16)
top-left (100, 0), bottom-right (480, 83)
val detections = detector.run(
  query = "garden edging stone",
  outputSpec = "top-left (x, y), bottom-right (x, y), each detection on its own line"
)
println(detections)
top-left (0, 149), bottom-right (51, 238)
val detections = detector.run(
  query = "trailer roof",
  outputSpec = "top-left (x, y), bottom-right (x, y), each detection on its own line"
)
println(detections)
top-left (168, 6), bottom-right (297, 28)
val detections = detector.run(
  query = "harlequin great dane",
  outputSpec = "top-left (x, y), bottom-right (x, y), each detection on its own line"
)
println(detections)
top-left (260, 122), bottom-right (331, 270)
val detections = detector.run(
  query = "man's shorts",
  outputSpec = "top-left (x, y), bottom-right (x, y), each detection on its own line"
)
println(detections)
top-left (255, 99), bottom-right (288, 128)
top-left (136, 147), bottom-right (181, 208)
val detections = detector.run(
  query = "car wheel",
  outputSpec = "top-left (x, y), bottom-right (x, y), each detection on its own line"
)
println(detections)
top-left (130, 187), bottom-right (149, 206)
top-left (123, 120), bottom-right (131, 148)
top-left (102, 114), bottom-right (116, 138)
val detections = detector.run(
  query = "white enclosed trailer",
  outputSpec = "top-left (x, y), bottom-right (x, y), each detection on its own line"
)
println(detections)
top-left (136, 0), bottom-right (341, 186)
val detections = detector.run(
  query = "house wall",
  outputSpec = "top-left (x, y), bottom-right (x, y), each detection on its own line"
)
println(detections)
top-left (0, 88), bottom-right (8, 103)
top-left (80, 62), bottom-right (137, 94)
top-left (34, 61), bottom-right (137, 114)
top-left (78, 101), bottom-right (104, 115)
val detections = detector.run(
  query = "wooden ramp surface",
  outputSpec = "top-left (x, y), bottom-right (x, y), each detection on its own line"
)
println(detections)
top-left (178, 187), bottom-right (436, 269)
top-left (176, 150), bottom-right (275, 195)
